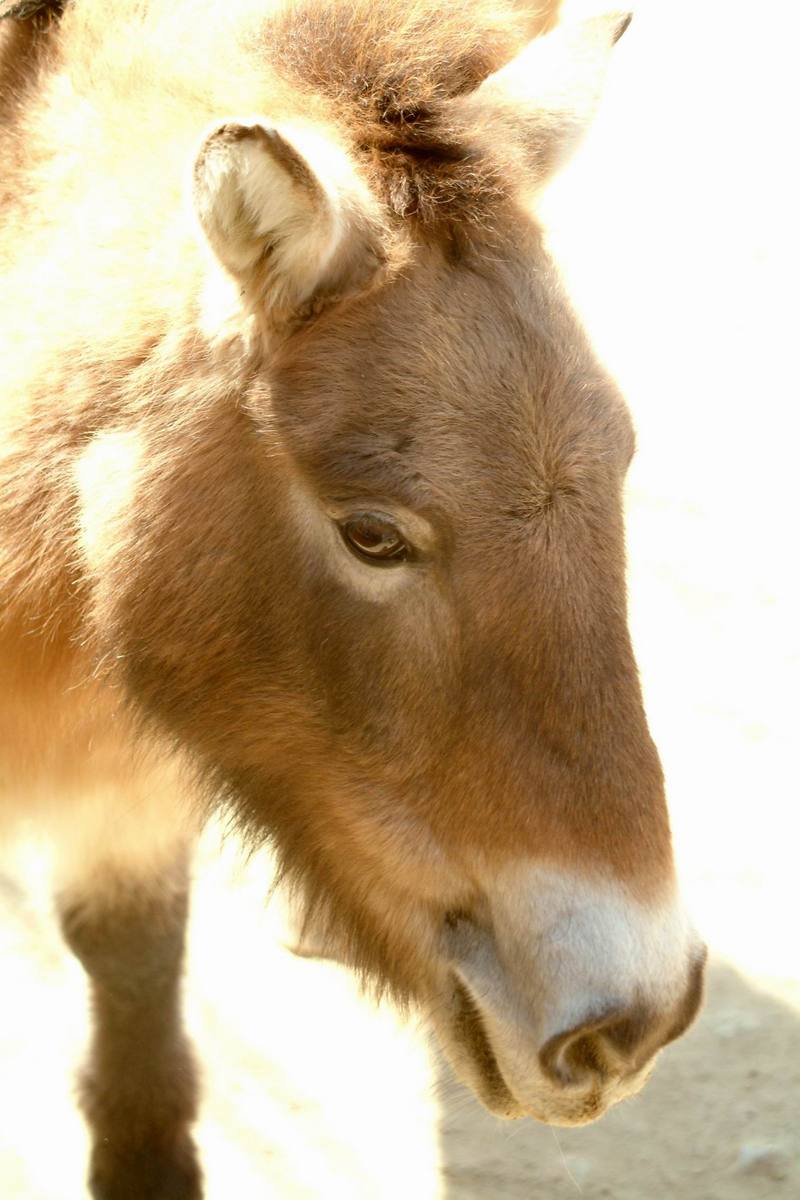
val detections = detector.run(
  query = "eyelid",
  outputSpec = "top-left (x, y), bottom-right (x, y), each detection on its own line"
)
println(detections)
top-left (325, 500), bottom-right (437, 555)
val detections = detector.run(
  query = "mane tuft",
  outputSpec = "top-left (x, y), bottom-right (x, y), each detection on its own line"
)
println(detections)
top-left (263, 0), bottom-right (554, 225)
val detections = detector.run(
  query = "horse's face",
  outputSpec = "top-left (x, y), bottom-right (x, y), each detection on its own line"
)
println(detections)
top-left (115, 12), bottom-right (704, 1125)
top-left (239, 238), bottom-right (703, 1124)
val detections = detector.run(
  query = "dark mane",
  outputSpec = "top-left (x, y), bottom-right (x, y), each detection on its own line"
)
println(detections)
top-left (265, 0), bottom-right (550, 223)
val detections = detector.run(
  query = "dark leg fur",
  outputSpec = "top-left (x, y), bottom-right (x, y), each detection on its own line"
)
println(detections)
top-left (58, 858), bottom-right (202, 1200)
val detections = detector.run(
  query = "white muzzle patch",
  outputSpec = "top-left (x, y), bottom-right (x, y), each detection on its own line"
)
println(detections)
top-left (438, 865), bottom-right (703, 1125)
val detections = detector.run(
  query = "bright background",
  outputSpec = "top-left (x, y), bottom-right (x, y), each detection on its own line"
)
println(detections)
top-left (2, 1), bottom-right (798, 1196)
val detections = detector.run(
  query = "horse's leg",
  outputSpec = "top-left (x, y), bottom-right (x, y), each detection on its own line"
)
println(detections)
top-left (54, 791), bottom-right (202, 1200)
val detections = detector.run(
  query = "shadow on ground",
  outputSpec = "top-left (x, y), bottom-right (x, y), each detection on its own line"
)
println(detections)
top-left (435, 960), bottom-right (800, 1200)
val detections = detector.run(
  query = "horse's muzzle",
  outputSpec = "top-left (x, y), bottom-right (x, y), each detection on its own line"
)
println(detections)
top-left (434, 869), bottom-right (706, 1125)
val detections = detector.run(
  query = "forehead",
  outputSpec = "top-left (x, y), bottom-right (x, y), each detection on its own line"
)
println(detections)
top-left (270, 240), bottom-right (634, 513)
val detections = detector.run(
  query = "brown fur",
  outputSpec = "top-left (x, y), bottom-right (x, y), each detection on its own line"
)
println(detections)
top-left (59, 855), bottom-right (201, 1200)
top-left (0, 1), bottom-right (703, 1193)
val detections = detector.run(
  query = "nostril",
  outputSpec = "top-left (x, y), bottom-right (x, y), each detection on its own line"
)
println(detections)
top-left (539, 1005), bottom-right (653, 1086)
top-left (663, 945), bottom-right (707, 1045)
top-left (602, 1006), bottom-right (653, 1060)
top-left (563, 1031), bottom-right (606, 1084)
top-left (539, 1024), bottom-right (605, 1086)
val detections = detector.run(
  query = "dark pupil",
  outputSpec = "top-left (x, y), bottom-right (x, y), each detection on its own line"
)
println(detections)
top-left (344, 517), bottom-right (406, 560)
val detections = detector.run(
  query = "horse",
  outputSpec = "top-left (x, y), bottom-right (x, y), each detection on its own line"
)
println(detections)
top-left (0, 1), bottom-right (705, 1196)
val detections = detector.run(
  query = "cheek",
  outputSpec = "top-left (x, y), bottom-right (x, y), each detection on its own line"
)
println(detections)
top-left (334, 786), bottom-right (472, 908)
top-left (281, 475), bottom-right (462, 764)
top-left (310, 581), bottom-right (459, 761)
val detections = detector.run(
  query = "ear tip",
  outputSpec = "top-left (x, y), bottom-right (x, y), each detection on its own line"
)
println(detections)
top-left (611, 12), bottom-right (634, 45)
top-left (568, 11), bottom-right (633, 50)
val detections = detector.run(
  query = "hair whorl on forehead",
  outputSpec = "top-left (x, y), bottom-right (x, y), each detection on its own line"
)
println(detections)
top-left (263, 0), bottom-right (555, 226)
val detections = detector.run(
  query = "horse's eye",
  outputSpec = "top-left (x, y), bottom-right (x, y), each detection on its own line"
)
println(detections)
top-left (339, 514), bottom-right (409, 563)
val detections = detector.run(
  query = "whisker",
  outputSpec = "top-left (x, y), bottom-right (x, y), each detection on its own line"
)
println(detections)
top-left (550, 1126), bottom-right (584, 1194)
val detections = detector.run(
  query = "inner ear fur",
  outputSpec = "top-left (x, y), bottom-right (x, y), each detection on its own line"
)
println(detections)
top-left (193, 119), bottom-right (389, 322)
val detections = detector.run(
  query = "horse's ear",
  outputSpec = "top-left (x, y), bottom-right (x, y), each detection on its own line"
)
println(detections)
top-left (452, 11), bottom-right (632, 189)
top-left (193, 121), bottom-right (387, 321)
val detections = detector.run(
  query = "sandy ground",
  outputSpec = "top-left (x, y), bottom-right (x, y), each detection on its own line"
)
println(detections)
top-left (1, 1), bottom-right (799, 1197)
